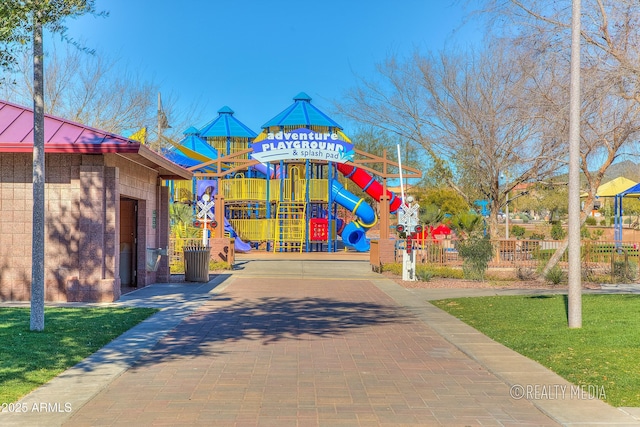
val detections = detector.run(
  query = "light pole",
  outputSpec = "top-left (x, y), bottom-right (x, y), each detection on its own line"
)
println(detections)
top-left (505, 191), bottom-right (510, 239)
top-left (567, 0), bottom-right (582, 328)
top-left (501, 173), bottom-right (509, 239)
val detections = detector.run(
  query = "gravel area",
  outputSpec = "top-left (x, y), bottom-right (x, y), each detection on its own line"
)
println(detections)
top-left (382, 271), bottom-right (604, 291)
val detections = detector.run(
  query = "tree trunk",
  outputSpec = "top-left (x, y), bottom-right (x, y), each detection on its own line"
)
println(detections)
top-left (30, 15), bottom-right (45, 332)
top-left (540, 198), bottom-right (593, 280)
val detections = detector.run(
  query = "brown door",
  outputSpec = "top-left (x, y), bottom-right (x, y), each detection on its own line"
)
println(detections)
top-left (119, 198), bottom-right (138, 287)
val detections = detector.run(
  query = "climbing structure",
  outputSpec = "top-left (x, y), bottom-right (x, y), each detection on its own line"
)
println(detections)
top-left (166, 93), bottom-right (420, 253)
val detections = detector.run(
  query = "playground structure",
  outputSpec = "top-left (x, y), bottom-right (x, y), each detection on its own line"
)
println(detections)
top-left (165, 93), bottom-right (421, 257)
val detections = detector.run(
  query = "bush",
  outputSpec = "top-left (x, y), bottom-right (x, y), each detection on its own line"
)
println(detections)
top-left (600, 219), bottom-right (608, 227)
top-left (169, 259), bottom-right (230, 274)
top-left (550, 222), bottom-right (566, 240)
top-left (381, 263), bottom-right (403, 276)
top-left (582, 265), bottom-right (597, 282)
top-left (545, 266), bottom-right (565, 285)
top-left (428, 266), bottom-right (465, 279)
top-left (415, 266), bottom-right (434, 282)
top-left (585, 216), bottom-right (597, 226)
top-left (381, 263), bottom-right (465, 280)
top-left (529, 233), bottom-right (545, 240)
top-left (517, 267), bottom-right (537, 280)
top-left (456, 236), bottom-right (494, 280)
top-left (612, 260), bottom-right (638, 282)
top-left (210, 260), bottom-right (231, 271)
top-left (511, 225), bottom-right (526, 239)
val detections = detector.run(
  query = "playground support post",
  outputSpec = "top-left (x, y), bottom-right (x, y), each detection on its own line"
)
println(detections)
top-left (214, 190), bottom-right (225, 239)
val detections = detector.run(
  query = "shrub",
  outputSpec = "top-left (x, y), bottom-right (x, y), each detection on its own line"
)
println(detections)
top-left (170, 259), bottom-right (230, 274)
top-left (600, 219), bottom-right (608, 226)
top-left (381, 263), bottom-right (466, 280)
top-left (511, 225), bottom-right (526, 239)
top-left (210, 260), bottom-right (231, 271)
top-left (582, 265), bottom-right (597, 282)
top-left (545, 266), bottom-right (565, 285)
top-left (550, 222), bottom-right (566, 240)
top-left (381, 263), bottom-right (403, 276)
top-left (456, 236), bottom-right (494, 280)
top-left (612, 260), bottom-right (638, 282)
top-left (429, 266), bottom-right (465, 279)
top-left (171, 260), bottom-right (185, 274)
top-left (517, 267), bottom-right (537, 280)
top-left (415, 266), bottom-right (434, 282)
top-left (529, 233), bottom-right (545, 240)
top-left (585, 216), bottom-right (597, 226)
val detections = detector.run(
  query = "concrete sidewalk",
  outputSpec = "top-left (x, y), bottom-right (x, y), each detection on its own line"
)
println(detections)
top-left (1, 256), bottom-right (639, 426)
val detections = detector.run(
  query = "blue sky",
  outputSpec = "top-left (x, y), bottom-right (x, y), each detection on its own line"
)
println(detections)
top-left (60, 0), bottom-right (481, 135)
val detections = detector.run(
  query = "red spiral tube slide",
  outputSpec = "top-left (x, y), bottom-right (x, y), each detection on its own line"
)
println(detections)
top-left (336, 163), bottom-right (402, 213)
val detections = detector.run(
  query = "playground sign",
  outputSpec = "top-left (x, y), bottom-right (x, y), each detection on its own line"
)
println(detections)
top-left (251, 128), bottom-right (354, 163)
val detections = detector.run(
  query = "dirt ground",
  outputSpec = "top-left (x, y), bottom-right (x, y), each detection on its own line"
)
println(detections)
top-left (382, 271), bottom-right (604, 291)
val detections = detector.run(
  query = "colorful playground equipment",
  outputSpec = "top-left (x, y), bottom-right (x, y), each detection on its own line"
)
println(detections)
top-left (165, 93), bottom-right (421, 253)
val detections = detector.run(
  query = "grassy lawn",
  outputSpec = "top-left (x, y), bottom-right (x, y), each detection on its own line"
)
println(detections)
top-left (431, 294), bottom-right (640, 407)
top-left (0, 307), bottom-right (158, 404)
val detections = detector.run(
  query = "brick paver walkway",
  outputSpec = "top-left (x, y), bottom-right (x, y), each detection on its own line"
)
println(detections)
top-left (65, 277), bottom-right (557, 426)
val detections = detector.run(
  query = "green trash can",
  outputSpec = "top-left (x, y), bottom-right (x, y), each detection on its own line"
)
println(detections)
top-left (183, 245), bottom-right (211, 282)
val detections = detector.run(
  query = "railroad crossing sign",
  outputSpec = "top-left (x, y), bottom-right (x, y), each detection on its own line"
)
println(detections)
top-left (196, 199), bottom-right (215, 220)
top-left (398, 202), bottom-right (420, 232)
top-left (197, 194), bottom-right (215, 246)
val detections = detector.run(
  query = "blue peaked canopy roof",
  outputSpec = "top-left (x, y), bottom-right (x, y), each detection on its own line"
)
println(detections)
top-left (179, 130), bottom-right (219, 160)
top-left (199, 106), bottom-right (257, 138)
top-left (162, 146), bottom-right (203, 169)
top-left (261, 92), bottom-right (343, 130)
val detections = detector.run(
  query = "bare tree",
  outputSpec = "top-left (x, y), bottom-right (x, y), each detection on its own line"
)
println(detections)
top-left (337, 42), bottom-right (564, 238)
top-left (481, 0), bottom-right (640, 273)
top-left (1, 45), bottom-right (203, 149)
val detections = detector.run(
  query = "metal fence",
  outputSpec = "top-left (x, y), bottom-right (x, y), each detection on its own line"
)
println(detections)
top-left (169, 235), bottom-right (640, 275)
top-left (397, 238), bottom-right (640, 271)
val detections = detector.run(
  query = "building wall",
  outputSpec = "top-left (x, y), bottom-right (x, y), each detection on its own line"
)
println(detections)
top-left (0, 152), bottom-right (170, 303)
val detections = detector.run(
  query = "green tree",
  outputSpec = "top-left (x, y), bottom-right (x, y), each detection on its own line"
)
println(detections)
top-left (414, 186), bottom-right (469, 217)
top-left (418, 203), bottom-right (443, 239)
top-left (1, 0), bottom-right (101, 331)
top-left (449, 211), bottom-right (483, 239)
top-left (450, 212), bottom-right (493, 280)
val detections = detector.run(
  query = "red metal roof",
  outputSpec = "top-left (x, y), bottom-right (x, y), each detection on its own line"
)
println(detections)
top-left (0, 99), bottom-right (191, 180)
top-left (0, 99), bottom-right (138, 152)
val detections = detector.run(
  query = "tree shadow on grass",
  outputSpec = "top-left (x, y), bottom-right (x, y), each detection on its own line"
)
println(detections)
top-left (135, 295), bottom-right (409, 365)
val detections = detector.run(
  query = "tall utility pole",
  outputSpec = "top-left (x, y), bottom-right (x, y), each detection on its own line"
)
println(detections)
top-left (157, 92), bottom-right (170, 145)
top-left (30, 10), bottom-right (45, 332)
top-left (567, 0), bottom-right (582, 328)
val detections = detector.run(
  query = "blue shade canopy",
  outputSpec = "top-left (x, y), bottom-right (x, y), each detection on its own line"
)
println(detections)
top-left (183, 126), bottom-right (200, 135)
top-left (179, 133), bottom-right (219, 160)
top-left (261, 92), bottom-right (343, 129)
top-left (199, 106), bottom-right (257, 138)
top-left (162, 146), bottom-right (202, 168)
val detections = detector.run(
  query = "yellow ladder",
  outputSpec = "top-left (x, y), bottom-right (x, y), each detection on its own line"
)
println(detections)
top-left (272, 201), bottom-right (306, 252)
